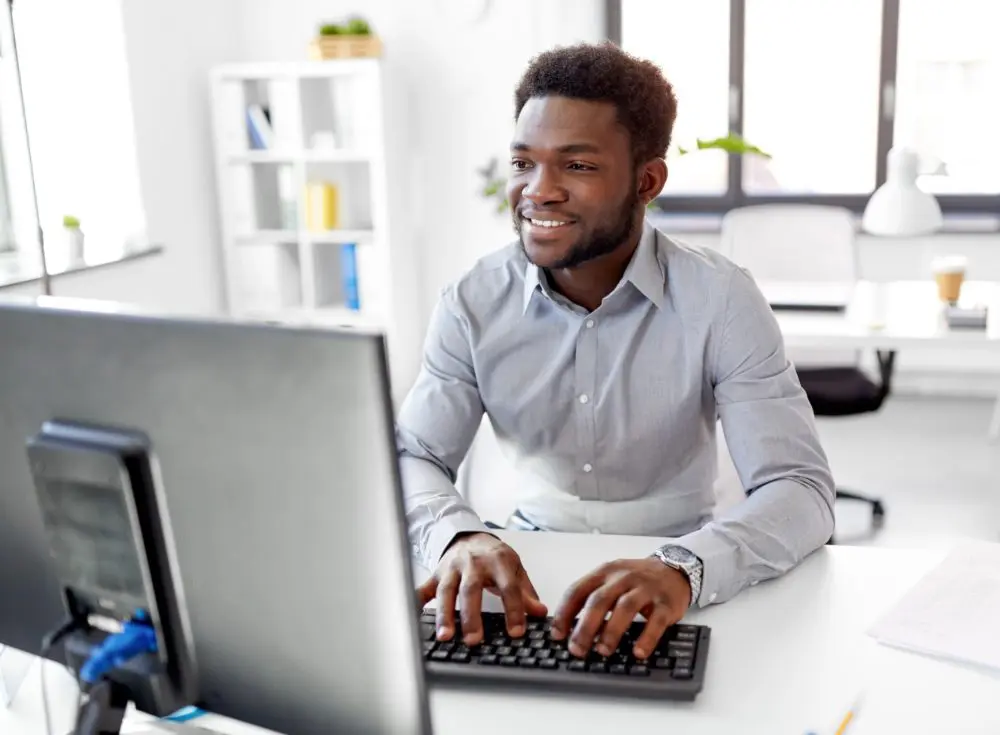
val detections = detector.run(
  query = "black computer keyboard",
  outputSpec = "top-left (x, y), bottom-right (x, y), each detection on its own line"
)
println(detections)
top-left (420, 610), bottom-right (710, 701)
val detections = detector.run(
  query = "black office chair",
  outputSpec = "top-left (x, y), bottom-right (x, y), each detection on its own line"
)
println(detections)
top-left (797, 350), bottom-right (895, 544)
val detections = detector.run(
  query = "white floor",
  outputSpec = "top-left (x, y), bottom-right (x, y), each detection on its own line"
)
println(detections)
top-left (462, 397), bottom-right (1000, 552)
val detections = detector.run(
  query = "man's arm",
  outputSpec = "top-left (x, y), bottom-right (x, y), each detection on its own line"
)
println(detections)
top-left (396, 287), bottom-right (491, 569)
top-left (673, 266), bottom-right (836, 607)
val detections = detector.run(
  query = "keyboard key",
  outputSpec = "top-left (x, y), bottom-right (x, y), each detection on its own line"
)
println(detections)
top-left (500, 656), bottom-right (519, 667)
top-left (535, 650), bottom-right (552, 660)
top-left (495, 646), bottom-right (513, 657)
top-left (421, 623), bottom-right (436, 641)
top-left (520, 657), bottom-right (538, 668)
top-left (450, 651), bottom-right (470, 663)
top-left (653, 657), bottom-right (672, 669)
top-left (437, 641), bottom-right (455, 654)
top-left (676, 625), bottom-right (700, 635)
top-left (539, 659), bottom-right (558, 670)
top-left (477, 645), bottom-right (494, 656)
top-left (588, 662), bottom-right (608, 673)
top-left (555, 650), bottom-right (571, 661)
top-left (510, 638), bottom-right (526, 648)
top-left (567, 660), bottom-right (587, 672)
top-left (430, 650), bottom-right (450, 662)
top-left (491, 636), bottom-right (508, 647)
top-left (674, 656), bottom-right (694, 670)
top-left (529, 630), bottom-right (546, 640)
top-left (422, 641), bottom-right (436, 655)
top-left (479, 654), bottom-right (498, 665)
top-left (610, 664), bottom-right (628, 675)
top-left (516, 648), bottom-right (533, 659)
top-left (530, 640), bottom-right (546, 650)
top-left (454, 645), bottom-right (470, 655)
top-left (630, 665), bottom-right (650, 677)
top-left (667, 642), bottom-right (695, 657)
top-left (675, 630), bottom-right (698, 642)
top-left (672, 667), bottom-right (693, 680)
top-left (527, 621), bottom-right (543, 631)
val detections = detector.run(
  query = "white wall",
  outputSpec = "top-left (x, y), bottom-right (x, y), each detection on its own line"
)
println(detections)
top-left (117, 0), bottom-right (244, 316)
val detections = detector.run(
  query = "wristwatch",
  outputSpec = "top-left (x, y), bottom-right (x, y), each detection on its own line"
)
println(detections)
top-left (651, 545), bottom-right (703, 608)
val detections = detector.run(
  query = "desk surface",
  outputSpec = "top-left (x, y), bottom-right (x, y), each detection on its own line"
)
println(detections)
top-left (765, 279), bottom-right (1000, 349)
top-left (3, 532), bottom-right (999, 735)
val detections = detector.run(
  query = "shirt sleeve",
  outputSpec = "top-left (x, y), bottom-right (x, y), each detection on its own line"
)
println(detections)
top-left (673, 265), bottom-right (836, 607)
top-left (395, 287), bottom-right (492, 568)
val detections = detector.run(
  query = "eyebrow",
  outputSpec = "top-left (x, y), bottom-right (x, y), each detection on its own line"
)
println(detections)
top-left (510, 142), bottom-right (603, 155)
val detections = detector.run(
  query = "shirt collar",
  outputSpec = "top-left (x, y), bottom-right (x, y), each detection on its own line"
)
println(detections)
top-left (522, 219), bottom-right (665, 314)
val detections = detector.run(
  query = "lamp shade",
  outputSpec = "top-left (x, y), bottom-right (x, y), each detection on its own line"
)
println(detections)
top-left (862, 147), bottom-right (943, 236)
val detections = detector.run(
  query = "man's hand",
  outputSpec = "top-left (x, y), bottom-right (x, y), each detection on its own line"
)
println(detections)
top-left (416, 532), bottom-right (547, 646)
top-left (550, 558), bottom-right (691, 660)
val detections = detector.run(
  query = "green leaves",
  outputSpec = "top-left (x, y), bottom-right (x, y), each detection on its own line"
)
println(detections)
top-left (318, 16), bottom-right (372, 36)
top-left (677, 133), bottom-right (771, 159)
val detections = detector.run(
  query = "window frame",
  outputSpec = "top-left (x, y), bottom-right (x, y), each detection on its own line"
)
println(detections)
top-left (607, 0), bottom-right (1000, 215)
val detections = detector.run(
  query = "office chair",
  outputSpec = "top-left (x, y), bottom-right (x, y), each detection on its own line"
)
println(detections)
top-left (720, 204), bottom-right (890, 541)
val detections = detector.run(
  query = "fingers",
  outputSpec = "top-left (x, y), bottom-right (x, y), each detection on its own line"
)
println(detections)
top-left (494, 565), bottom-right (527, 637)
top-left (633, 607), bottom-right (676, 660)
top-left (434, 570), bottom-right (460, 641)
top-left (458, 575), bottom-right (485, 646)
top-left (521, 572), bottom-right (549, 617)
top-left (568, 576), bottom-right (632, 658)
top-left (416, 576), bottom-right (438, 609)
top-left (596, 589), bottom-right (649, 657)
top-left (551, 571), bottom-right (605, 641)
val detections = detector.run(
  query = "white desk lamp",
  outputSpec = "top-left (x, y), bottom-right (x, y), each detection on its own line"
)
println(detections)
top-left (862, 147), bottom-right (943, 236)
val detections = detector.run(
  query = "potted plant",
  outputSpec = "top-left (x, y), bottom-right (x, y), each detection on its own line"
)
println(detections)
top-left (62, 215), bottom-right (85, 263)
top-left (308, 16), bottom-right (382, 59)
top-left (478, 132), bottom-right (771, 212)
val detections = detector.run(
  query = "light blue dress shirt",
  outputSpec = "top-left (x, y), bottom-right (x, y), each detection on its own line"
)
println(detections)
top-left (396, 220), bottom-right (835, 607)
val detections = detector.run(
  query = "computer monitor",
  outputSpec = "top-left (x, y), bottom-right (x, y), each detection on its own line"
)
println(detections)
top-left (0, 297), bottom-right (431, 735)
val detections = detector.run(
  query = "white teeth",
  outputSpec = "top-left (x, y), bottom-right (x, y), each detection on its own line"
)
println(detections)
top-left (529, 218), bottom-right (571, 228)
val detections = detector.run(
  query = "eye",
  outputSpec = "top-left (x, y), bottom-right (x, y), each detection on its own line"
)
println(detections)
top-left (510, 159), bottom-right (532, 171)
top-left (568, 162), bottom-right (596, 171)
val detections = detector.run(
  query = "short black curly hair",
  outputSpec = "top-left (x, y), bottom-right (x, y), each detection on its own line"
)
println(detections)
top-left (514, 42), bottom-right (677, 165)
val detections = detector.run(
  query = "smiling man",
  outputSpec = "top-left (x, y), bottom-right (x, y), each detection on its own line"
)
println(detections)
top-left (396, 43), bottom-right (834, 661)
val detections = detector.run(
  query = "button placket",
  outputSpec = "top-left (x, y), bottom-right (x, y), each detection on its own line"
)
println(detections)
top-left (574, 314), bottom-right (599, 500)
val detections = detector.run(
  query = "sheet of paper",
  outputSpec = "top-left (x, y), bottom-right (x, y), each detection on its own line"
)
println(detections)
top-left (868, 540), bottom-right (1000, 671)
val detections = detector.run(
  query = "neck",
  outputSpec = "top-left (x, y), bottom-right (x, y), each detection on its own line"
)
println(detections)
top-left (547, 225), bottom-right (642, 312)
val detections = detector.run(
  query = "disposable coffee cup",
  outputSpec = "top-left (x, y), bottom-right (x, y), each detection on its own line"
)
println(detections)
top-left (931, 256), bottom-right (967, 303)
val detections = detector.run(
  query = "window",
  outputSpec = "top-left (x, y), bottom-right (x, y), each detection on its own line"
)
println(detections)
top-left (894, 0), bottom-right (1000, 195)
top-left (0, 0), bottom-right (147, 272)
top-left (610, 0), bottom-right (1000, 213)
top-left (622, 0), bottom-right (730, 195)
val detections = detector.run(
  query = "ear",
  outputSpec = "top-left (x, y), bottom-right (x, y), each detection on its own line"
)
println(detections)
top-left (637, 158), bottom-right (668, 205)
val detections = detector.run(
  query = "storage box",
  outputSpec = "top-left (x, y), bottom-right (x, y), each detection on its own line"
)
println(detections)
top-left (308, 36), bottom-right (382, 60)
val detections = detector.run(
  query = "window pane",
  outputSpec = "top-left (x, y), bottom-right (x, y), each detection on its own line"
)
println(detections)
top-left (622, 0), bottom-right (730, 196)
top-left (895, 0), bottom-right (1000, 194)
top-left (743, 0), bottom-right (882, 194)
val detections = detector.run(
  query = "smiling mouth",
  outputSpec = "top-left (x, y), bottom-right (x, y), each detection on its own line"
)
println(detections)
top-left (521, 215), bottom-right (577, 229)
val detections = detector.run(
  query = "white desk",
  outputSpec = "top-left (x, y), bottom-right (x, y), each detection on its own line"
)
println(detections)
top-left (763, 279), bottom-right (1000, 438)
top-left (4, 531), bottom-right (1000, 735)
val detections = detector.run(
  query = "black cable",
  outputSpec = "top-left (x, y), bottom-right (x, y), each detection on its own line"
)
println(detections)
top-left (39, 619), bottom-right (80, 735)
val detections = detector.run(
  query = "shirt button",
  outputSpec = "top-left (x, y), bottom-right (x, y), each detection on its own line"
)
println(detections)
top-left (585, 319), bottom-right (595, 329)
top-left (582, 463), bottom-right (593, 473)
top-left (708, 592), bottom-right (718, 603)
top-left (578, 394), bottom-right (589, 404)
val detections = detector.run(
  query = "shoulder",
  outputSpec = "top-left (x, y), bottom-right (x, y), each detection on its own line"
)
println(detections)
top-left (438, 241), bottom-right (527, 319)
top-left (653, 227), bottom-right (751, 315)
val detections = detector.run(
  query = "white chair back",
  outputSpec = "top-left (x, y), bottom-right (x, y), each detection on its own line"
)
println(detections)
top-left (720, 204), bottom-right (859, 283)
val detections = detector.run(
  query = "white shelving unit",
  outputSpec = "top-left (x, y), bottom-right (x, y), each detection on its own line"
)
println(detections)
top-left (209, 59), bottom-right (393, 331)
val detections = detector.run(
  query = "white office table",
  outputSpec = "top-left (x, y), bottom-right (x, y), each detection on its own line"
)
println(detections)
top-left (763, 279), bottom-right (1000, 438)
top-left (4, 531), bottom-right (1000, 735)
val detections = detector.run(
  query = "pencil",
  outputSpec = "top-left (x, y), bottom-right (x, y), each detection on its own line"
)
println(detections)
top-left (833, 709), bottom-right (854, 735)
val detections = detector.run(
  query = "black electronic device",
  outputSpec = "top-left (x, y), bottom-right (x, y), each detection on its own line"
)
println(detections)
top-left (26, 420), bottom-right (197, 734)
top-left (421, 611), bottom-right (711, 701)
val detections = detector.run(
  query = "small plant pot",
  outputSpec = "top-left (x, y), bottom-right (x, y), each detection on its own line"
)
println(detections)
top-left (64, 227), bottom-right (85, 264)
top-left (308, 35), bottom-right (382, 59)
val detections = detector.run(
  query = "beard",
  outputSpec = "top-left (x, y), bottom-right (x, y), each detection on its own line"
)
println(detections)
top-left (514, 184), bottom-right (641, 270)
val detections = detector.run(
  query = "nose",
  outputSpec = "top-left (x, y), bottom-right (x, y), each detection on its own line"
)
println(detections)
top-left (521, 165), bottom-right (567, 206)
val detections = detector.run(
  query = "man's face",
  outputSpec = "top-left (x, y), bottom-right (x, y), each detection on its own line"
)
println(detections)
top-left (507, 96), bottom-right (640, 270)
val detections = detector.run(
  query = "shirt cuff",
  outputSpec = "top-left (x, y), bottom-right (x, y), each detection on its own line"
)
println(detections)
top-left (671, 526), bottom-right (738, 608)
top-left (424, 510), bottom-right (493, 567)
